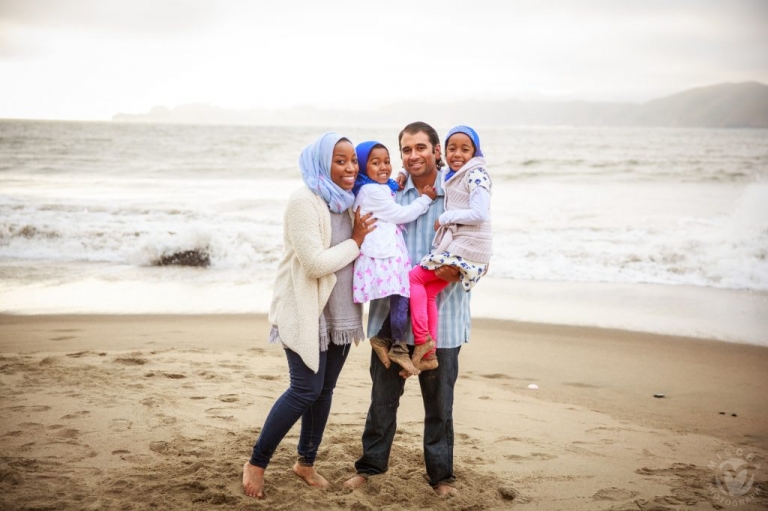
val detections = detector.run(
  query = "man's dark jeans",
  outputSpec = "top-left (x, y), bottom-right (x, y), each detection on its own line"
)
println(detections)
top-left (354, 345), bottom-right (460, 487)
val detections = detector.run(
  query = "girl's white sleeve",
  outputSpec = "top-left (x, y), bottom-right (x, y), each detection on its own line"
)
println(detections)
top-left (438, 186), bottom-right (490, 226)
top-left (364, 186), bottom-right (431, 224)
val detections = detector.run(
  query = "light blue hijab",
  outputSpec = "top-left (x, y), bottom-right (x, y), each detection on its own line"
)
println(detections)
top-left (299, 132), bottom-right (356, 213)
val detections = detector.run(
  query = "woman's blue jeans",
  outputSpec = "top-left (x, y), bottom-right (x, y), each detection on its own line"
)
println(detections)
top-left (249, 342), bottom-right (350, 468)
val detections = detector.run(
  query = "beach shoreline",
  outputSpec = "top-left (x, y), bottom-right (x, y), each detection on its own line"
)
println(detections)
top-left (1, 313), bottom-right (766, 509)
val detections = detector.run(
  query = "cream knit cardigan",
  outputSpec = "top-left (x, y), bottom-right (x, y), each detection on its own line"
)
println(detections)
top-left (268, 186), bottom-right (360, 373)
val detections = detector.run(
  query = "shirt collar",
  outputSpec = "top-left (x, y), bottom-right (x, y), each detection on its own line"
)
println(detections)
top-left (402, 169), bottom-right (445, 197)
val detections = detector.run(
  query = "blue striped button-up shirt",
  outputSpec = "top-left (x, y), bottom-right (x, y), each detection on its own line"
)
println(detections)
top-left (367, 172), bottom-right (472, 348)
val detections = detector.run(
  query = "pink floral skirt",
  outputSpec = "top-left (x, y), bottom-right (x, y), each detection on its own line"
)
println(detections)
top-left (353, 230), bottom-right (411, 304)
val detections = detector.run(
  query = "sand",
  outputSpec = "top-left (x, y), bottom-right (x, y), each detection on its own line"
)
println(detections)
top-left (1, 313), bottom-right (766, 510)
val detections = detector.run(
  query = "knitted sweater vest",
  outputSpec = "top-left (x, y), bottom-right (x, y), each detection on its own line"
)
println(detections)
top-left (442, 157), bottom-right (493, 263)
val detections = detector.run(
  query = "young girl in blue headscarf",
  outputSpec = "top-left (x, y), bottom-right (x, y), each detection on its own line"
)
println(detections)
top-left (409, 125), bottom-right (493, 371)
top-left (243, 133), bottom-right (375, 499)
top-left (351, 141), bottom-right (436, 375)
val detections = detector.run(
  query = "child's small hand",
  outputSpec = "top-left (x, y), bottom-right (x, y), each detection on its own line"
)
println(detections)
top-left (434, 219), bottom-right (441, 231)
top-left (420, 184), bottom-right (437, 201)
top-left (395, 173), bottom-right (407, 190)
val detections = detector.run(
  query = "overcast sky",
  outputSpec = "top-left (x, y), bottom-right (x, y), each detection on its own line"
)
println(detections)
top-left (1, 0), bottom-right (766, 120)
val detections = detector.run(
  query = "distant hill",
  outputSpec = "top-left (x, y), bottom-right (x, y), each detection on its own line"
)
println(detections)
top-left (112, 82), bottom-right (768, 128)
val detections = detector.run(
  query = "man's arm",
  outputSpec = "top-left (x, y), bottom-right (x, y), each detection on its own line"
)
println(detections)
top-left (434, 266), bottom-right (460, 282)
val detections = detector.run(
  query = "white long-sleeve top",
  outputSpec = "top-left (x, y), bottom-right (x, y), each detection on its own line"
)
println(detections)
top-left (438, 186), bottom-right (490, 226)
top-left (352, 183), bottom-right (432, 258)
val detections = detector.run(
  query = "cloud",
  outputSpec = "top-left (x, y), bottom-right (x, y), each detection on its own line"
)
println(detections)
top-left (0, 0), bottom-right (223, 35)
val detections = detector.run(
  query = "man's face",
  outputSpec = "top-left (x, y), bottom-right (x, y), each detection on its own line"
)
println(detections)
top-left (400, 131), bottom-right (440, 178)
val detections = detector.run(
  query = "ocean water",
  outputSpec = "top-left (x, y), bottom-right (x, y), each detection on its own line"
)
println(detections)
top-left (1, 120), bottom-right (767, 343)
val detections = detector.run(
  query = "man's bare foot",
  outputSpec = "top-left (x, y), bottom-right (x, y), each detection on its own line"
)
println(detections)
top-left (342, 474), bottom-right (367, 489)
top-left (370, 336), bottom-right (392, 369)
top-left (243, 461), bottom-right (265, 498)
top-left (388, 349), bottom-right (420, 376)
top-left (434, 483), bottom-right (458, 496)
top-left (292, 463), bottom-right (330, 489)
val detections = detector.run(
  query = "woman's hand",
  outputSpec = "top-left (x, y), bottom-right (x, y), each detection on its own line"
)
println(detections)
top-left (352, 207), bottom-right (376, 247)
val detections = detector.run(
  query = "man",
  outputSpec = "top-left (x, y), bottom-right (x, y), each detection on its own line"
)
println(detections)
top-left (344, 121), bottom-right (471, 496)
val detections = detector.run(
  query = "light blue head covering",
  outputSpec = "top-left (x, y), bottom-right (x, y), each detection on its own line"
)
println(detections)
top-left (444, 125), bottom-right (483, 158)
top-left (299, 132), bottom-right (356, 213)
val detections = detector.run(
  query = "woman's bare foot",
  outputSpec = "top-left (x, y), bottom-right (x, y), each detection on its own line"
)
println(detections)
top-left (434, 483), bottom-right (458, 496)
top-left (369, 336), bottom-right (392, 369)
top-left (292, 463), bottom-right (330, 489)
top-left (242, 461), bottom-right (265, 498)
top-left (342, 474), bottom-right (367, 489)
top-left (388, 349), bottom-right (420, 376)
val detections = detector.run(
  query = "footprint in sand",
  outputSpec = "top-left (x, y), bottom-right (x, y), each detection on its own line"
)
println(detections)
top-left (61, 410), bottom-right (91, 420)
top-left (21, 441), bottom-right (97, 462)
top-left (119, 453), bottom-right (153, 463)
top-left (66, 351), bottom-right (93, 358)
top-left (114, 356), bottom-right (148, 365)
top-left (565, 444), bottom-right (607, 457)
top-left (479, 373), bottom-right (513, 380)
top-left (54, 428), bottom-right (80, 439)
top-left (6, 405), bottom-right (51, 413)
top-left (50, 336), bottom-right (75, 341)
top-left (593, 487), bottom-right (639, 501)
top-left (149, 441), bottom-right (171, 454)
top-left (109, 419), bottom-right (132, 432)
top-left (564, 381), bottom-right (601, 388)
top-left (217, 394), bottom-right (238, 403)
top-left (504, 452), bottom-right (557, 461)
top-left (141, 397), bottom-right (159, 407)
top-left (204, 408), bottom-right (235, 421)
top-left (218, 363), bottom-right (248, 370)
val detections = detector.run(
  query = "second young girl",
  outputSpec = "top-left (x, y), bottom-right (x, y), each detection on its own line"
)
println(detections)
top-left (408, 125), bottom-right (493, 371)
top-left (352, 140), bottom-right (436, 375)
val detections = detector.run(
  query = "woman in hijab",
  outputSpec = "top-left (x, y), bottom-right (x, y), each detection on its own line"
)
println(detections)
top-left (243, 133), bottom-right (376, 499)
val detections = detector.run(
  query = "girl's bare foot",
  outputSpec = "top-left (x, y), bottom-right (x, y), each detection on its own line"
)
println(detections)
top-left (242, 461), bottom-right (265, 498)
top-left (411, 339), bottom-right (438, 371)
top-left (292, 463), bottom-right (330, 489)
top-left (414, 353), bottom-right (439, 371)
top-left (369, 336), bottom-right (392, 369)
top-left (388, 349), bottom-right (420, 376)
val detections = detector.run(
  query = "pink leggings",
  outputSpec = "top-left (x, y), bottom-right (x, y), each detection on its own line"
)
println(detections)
top-left (408, 265), bottom-right (450, 355)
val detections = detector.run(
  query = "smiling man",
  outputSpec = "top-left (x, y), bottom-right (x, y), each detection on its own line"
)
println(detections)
top-left (344, 121), bottom-right (472, 496)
